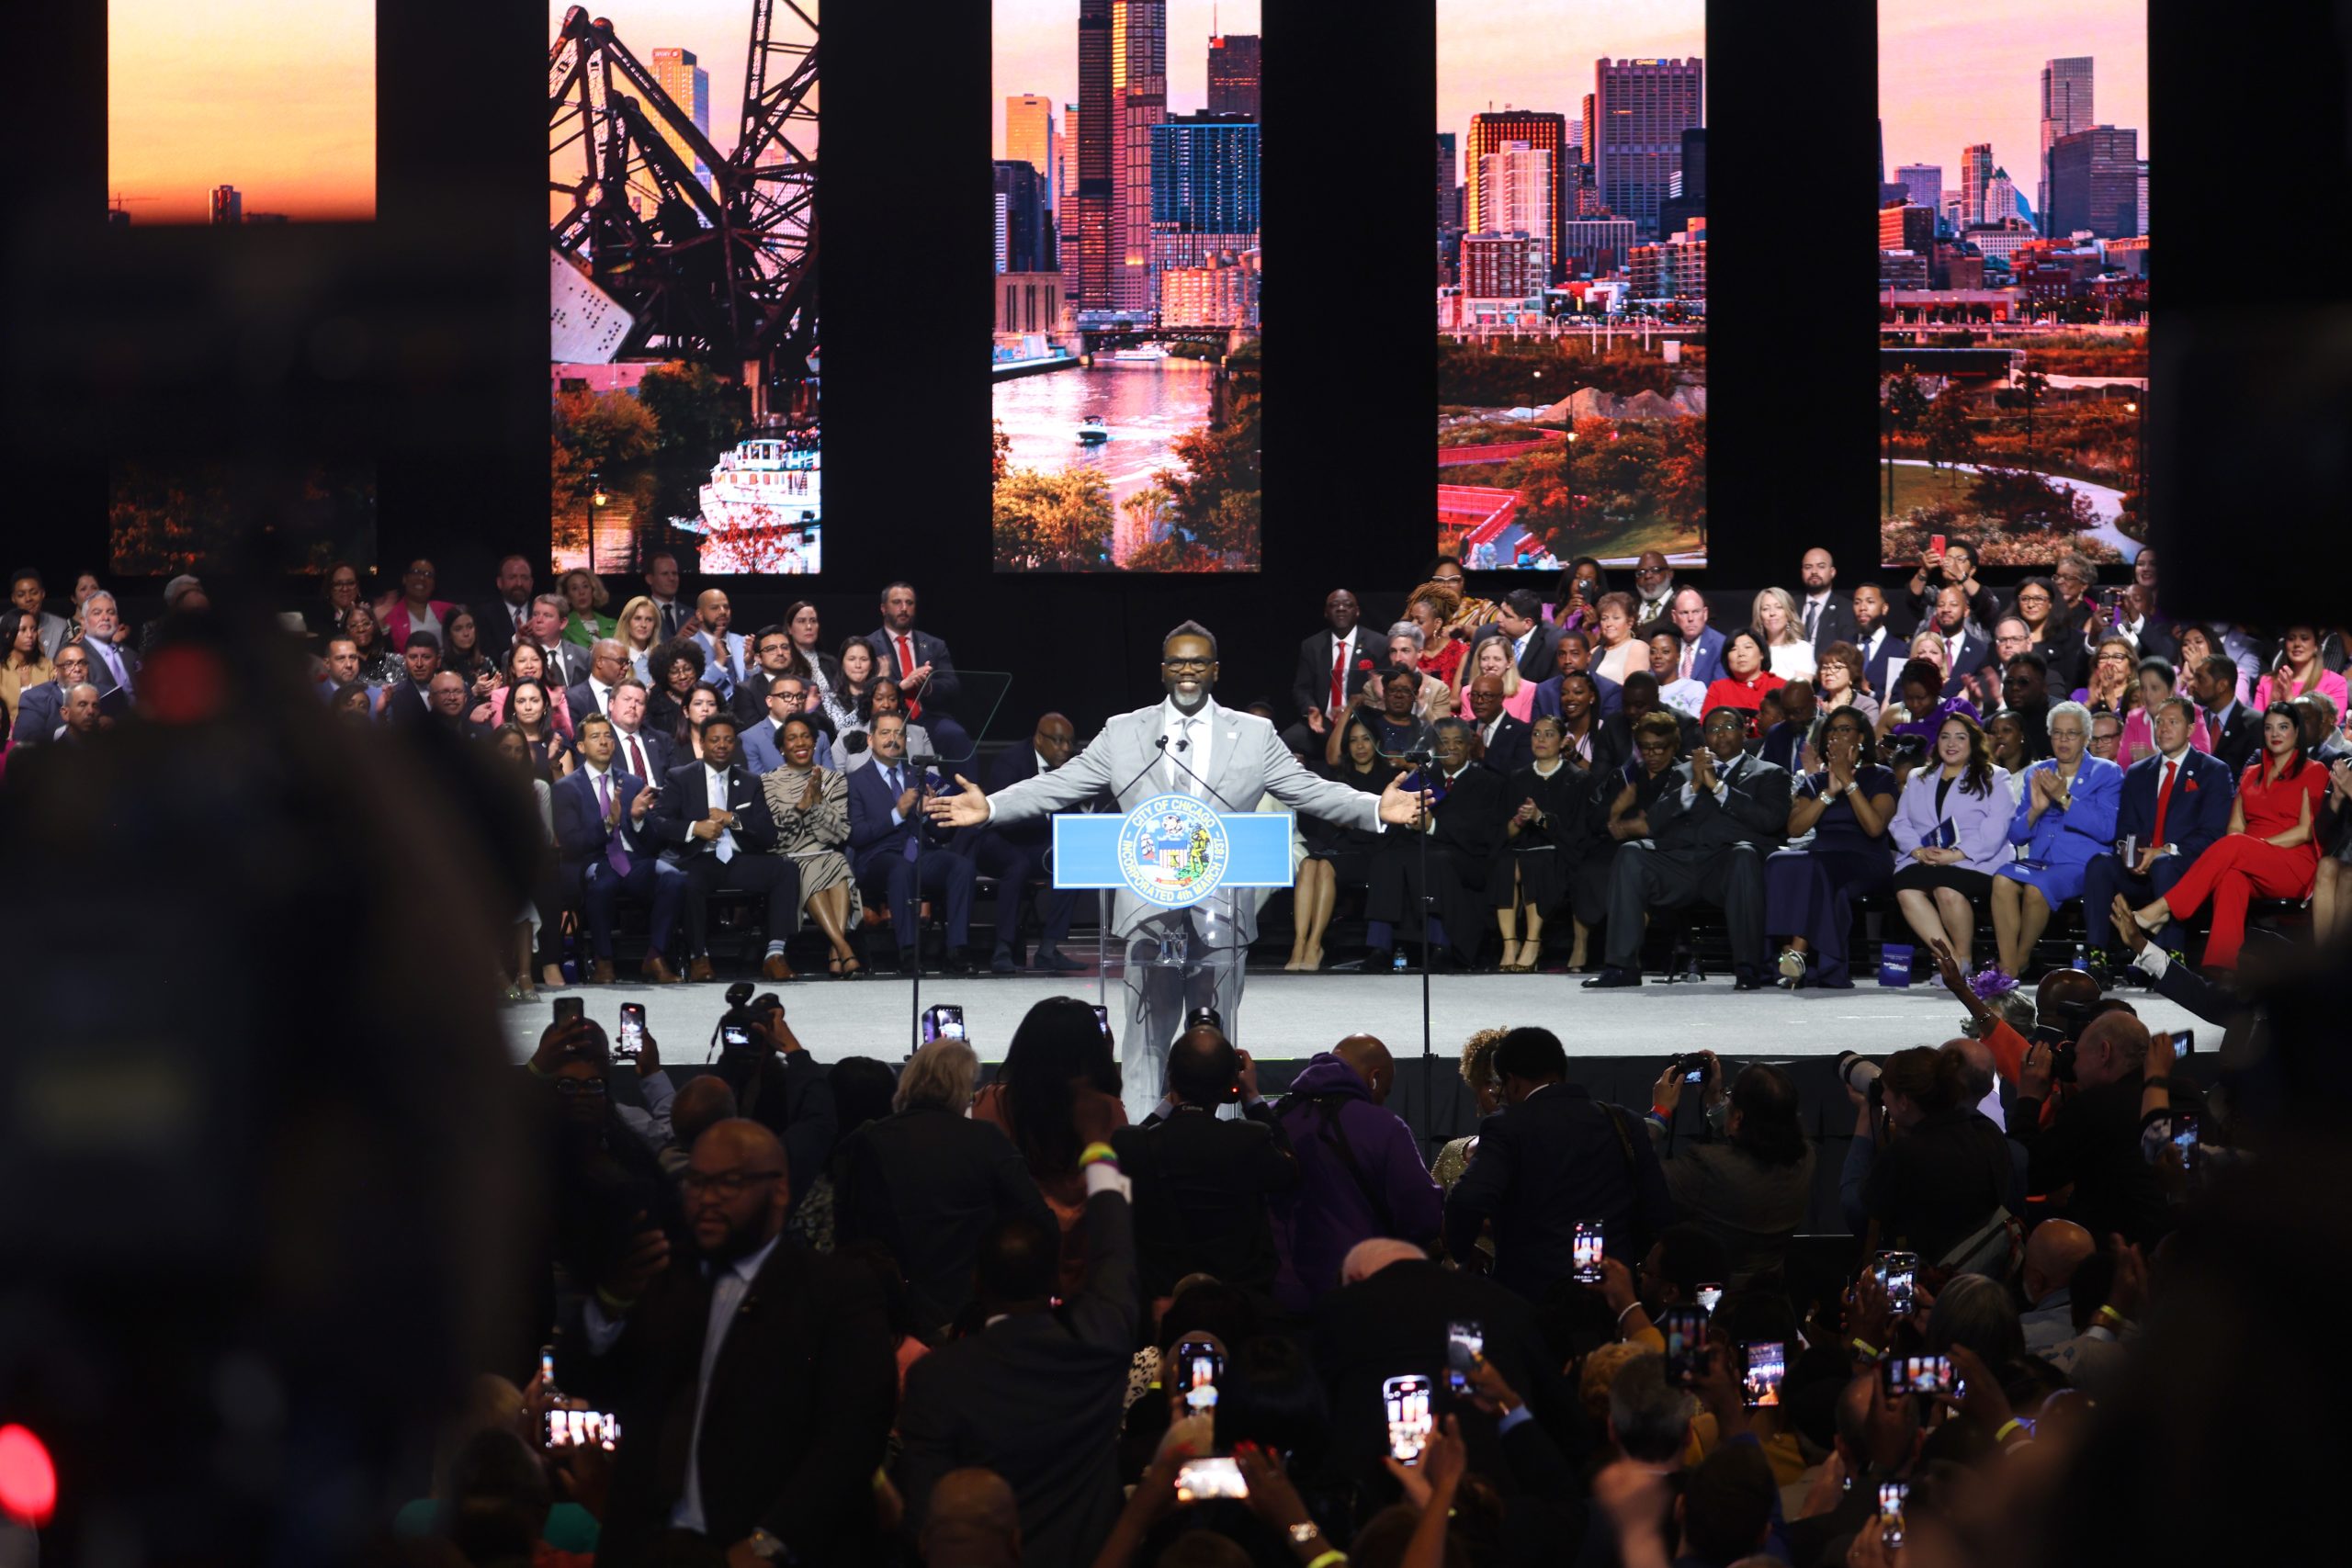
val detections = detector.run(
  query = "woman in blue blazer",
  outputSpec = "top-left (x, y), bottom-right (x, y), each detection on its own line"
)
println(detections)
top-left (1991, 700), bottom-right (2123, 976)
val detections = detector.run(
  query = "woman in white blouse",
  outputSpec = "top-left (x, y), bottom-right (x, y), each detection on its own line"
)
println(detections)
top-left (1754, 587), bottom-right (1817, 682)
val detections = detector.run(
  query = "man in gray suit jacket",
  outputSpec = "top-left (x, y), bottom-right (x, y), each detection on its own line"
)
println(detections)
top-left (930, 622), bottom-right (1427, 1114)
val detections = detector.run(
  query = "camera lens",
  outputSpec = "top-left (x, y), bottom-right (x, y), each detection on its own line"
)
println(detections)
top-left (1837, 1053), bottom-right (1883, 1096)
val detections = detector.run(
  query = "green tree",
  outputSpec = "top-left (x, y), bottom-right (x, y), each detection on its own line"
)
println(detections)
top-left (993, 468), bottom-right (1114, 570)
top-left (636, 363), bottom-right (744, 459)
top-left (1921, 389), bottom-right (1977, 473)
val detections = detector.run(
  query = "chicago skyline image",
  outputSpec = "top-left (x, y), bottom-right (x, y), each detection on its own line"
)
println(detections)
top-left (1436, 0), bottom-right (1708, 571)
top-left (546, 0), bottom-right (820, 576)
top-left (991, 0), bottom-right (1264, 573)
top-left (1874, 0), bottom-right (2149, 566)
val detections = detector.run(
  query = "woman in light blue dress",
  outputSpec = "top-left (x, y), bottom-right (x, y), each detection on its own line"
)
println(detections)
top-left (1991, 700), bottom-right (2122, 977)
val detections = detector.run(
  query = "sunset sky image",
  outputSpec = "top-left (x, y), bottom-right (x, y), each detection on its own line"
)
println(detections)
top-left (1880, 0), bottom-right (2148, 195)
top-left (109, 0), bottom-right (375, 223)
top-left (1439, 0), bottom-right (1703, 149)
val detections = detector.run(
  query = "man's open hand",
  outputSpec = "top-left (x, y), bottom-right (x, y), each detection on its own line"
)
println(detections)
top-left (1379, 773), bottom-right (1434, 827)
top-left (923, 775), bottom-right (989, 829)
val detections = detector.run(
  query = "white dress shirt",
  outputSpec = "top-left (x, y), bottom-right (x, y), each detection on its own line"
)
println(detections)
top-left (1162, 697), bottom-right (1214, 794)
top-left (587, 676), bottom-right (614, 716)
top-left (1324, 629), bottom-right (1361, 717)
top-left (580, 1231), bottom-right (784, 1535)
top-left (704, 764), bottom-right (739, 860)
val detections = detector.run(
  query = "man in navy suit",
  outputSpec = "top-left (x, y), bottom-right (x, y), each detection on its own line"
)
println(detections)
top-left (867, 581), bottom-right (972, 763)
top-left (648, 713), bottom-right (800, 982)
top-left (2080, 696), bottom-right (2237, 971)
top-left (2189, 655), bottom-right (2261, 775)
top-left (847, 712), bottom-right (977, 976)
top-left (1470, 589), bottom-right (1562, 683)
top-left (604, 681), bottom-right (673, 784)
top-left (1465, 675), bottom-right (1532, 776)
top-left (739, 674), bottom-right (836, 775)
top-left (1665, 590), bottom-right (1725, 686)
top-left (956, 713), bottom-right (1085, 973)
top-left (1530, 630), bottom-right (1623, 720)
top-left (1927, 585), bottom-right (1992, 698)
top-left (1851, 584), bottom-right (1906, 702)
top-left (8, 642), bottom-right (90, 745)
top-left (554, 713), bottom-right (687, 984)
top-left (75, 593), bottom-right (141, 716)
top-left (687, 590), bottom-right (751, 700)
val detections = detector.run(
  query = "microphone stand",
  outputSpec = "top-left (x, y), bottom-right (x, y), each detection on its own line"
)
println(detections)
top-left (1401, 749), bottom-right (1438, 1133)
top-left (1154, 731), bottom-right (1253, 1044)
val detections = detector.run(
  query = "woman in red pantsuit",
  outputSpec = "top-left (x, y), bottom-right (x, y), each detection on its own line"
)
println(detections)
top-left (2133, 702), bottom-right (2326, 970)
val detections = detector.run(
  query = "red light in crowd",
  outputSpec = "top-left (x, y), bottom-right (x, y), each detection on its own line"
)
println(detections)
top-left (0, 1425), bottom-right (56, 1526)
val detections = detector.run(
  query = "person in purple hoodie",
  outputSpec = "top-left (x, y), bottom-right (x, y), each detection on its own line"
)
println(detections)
top-left (1270, 1034), bottom-right (1445, 1313)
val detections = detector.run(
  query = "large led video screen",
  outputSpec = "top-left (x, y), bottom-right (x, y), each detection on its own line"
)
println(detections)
top-left (991, 0), bottom-right (1263, 572)
top-left (1436, 0), bottom-right (1706, 571)
top-left (108, 0), bottom-right (377, 225)
top-left (548, 0), bottom-right (820, 574)
top-left (1875, 0), bottom-right (2147, 566)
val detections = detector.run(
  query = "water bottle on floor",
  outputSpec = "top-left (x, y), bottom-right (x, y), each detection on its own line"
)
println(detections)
top-left (1392, 950), bottom-right (1408, 974)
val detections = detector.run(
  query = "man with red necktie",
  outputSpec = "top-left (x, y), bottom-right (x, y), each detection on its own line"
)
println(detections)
top-left (866, 581), bottom-right (972, 763)
top-left (2079, 695), bottom-right (2237, 981)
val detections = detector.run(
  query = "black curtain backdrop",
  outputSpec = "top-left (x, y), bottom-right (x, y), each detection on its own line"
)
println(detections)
top-left (2, 0), bottom-right (2335, 721)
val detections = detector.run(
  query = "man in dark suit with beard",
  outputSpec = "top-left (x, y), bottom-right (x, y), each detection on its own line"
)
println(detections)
top-left (958, 712), bottom-right (1086, 973)
top-left (649, 714), bottom-right (800, 983)
top-left (2190, 655), bottom-right (2262, 775)
top-left (558, 1119), bottom-right (897, 1565)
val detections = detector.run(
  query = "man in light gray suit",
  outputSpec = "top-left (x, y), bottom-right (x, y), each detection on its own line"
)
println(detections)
top-left (929, 622), bottom-right (1429, 1115)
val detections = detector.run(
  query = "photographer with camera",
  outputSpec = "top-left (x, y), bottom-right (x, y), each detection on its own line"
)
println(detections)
top-left (2008, 1009), bottom-right (2173, 1247)
top-left (1645, 1052), bottom-right (1814, 1286)
top-left (711, 993), bottom-right (838, 1201)
top-left (1839, 1047), bottom-right (2014, 1270)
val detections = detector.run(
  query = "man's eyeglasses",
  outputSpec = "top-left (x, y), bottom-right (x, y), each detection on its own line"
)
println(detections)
top-left (550, 1077), bottom-right (606, 1097)
top-left (681, 1168), bottom-right (785, 1198)
top-left (1162, 657), bottom-right (1214, 673)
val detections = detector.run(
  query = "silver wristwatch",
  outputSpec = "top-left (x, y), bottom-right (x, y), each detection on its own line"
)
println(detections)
top-left (1289, 1523), bottom-right (1324, 1546)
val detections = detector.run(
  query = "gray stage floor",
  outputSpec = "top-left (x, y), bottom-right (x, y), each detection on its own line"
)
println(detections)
top-left (499, 965), bottom-right (2210, 1066)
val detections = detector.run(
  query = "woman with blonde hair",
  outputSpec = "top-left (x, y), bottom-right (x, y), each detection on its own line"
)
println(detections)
top-left (1752, 587), bottom-right (1817, 681)
top-left (1458, 633), bottom-right (1534, 720)
top-left (613, 594), bottom-right (662, 682)
top-left (556, 568), bottom-right (616, 648)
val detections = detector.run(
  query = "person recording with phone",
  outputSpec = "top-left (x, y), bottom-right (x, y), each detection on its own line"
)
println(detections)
top-left (2007, 1008), bottom-right (2174, 1247)
top-left (1840, 1046), bottom-right (2013, 1269)
top-left (555, 1117), bottom-right (897, 1565)
top-left (1644, 1055), bottom-right (1815, 1287)
top-left (1114, 1023), bottom-right (1299, 1303)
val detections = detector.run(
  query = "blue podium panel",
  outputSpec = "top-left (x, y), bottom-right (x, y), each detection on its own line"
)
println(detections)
top-left (1052, 810), bottom-right (1295, 893)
